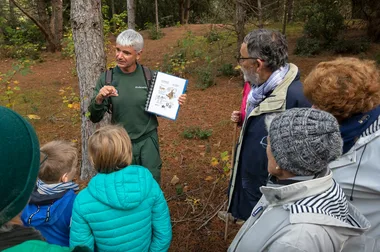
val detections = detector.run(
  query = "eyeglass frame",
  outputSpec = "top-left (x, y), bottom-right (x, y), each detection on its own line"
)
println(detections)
top-left (260, 136), bottom-right (268, 149)
top-left (236, 56), bottom-right (263, 65)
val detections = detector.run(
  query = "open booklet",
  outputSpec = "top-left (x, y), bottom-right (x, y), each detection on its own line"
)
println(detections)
top-left (145, 71), bottom-right (188, 120)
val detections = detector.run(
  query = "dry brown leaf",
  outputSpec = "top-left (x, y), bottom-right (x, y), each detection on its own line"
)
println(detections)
top-left (170, 175), bottom-right (180, 185)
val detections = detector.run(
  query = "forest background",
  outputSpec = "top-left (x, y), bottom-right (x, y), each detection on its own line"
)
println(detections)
top-left (0, 0), bottom-right (380, 251)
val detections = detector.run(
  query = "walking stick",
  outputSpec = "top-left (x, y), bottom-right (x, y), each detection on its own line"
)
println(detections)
top-left (224, 122), bottom-right (238, 241)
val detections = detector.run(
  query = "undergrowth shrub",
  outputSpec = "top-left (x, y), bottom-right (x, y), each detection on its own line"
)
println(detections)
top-left (218, 63), bottom-right (239, 77)
top-left (182, 127), bottom-right (213, 140)
top-left (294, 37), bottom-right (322, 56)
top-left (145, 22), bottom-right (164, 40)
top-left (332, 39), bottom-right (370, 54)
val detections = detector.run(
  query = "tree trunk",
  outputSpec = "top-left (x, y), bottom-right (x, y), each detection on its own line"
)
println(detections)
top-left (367, 4), bottom-right (380, 42)
top-left (127, 0), bottom-right (135, 30)
top-left (178, 0), bottom-right (184, 24)
top-left (287, 0), bottom-right (293, 22)
top-left (235, 0), bottom-right (246, 56)
top-left (111, 0), bottom-right (115, 31)
top-left (155, 0), bottom-right (159, 32)
top-left (51, 0), bottom-right (63, 51)
top-left (351, 0), bottom-right (365, 19)
top-left (281, 0), bottom-right (288, 34)
top-left (71, 0), bottom-right (107, 180)
top-left (9, 0), bottom-right (61, 52)
top-left (8, 0), bottom-right (16, 28)
top-left (257, 0), bottom-right (263, 28)
top-left (183, 0), bottom-right (190, 24)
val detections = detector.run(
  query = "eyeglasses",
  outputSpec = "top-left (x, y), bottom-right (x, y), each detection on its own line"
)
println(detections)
top-left (40, 152), bottom-right (48, 167)
top-left (236, 56), bottom-right (263, 65)
top-left (260, 136), bottom-right (268, 149)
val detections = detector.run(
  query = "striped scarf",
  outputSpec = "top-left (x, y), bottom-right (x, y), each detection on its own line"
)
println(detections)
top-left (290, 180), bottom-right (360, 227)
top-left (37, 179), bottom-right (79, 195)
top-left (246, 63), bottom-right (289, 117)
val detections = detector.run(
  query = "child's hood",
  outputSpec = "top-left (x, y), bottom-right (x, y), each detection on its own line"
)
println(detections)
top-left (21, 189), bottom-right (76, 226)
top-left (87, 165), bottom-right (155, 210)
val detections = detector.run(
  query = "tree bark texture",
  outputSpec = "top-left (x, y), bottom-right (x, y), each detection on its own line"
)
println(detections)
top-left (178, 0), bottom-right (184, 24)
top-left (282, 0), bottom-right (288, 34)
top-left (8, 0), bottom-right (16, 28)
top-left (51, 0), bottom-right (63, 51)
top-left (235, 0), bottom-right (246, 56)
top-left (155, 0), bottom-right (159, 32)
top-left (127, 0), bottom-right (135, 30)
top-left (287, 0), bottom-right (293, 22)
top-left (9, 0), bottom-right (62, 52)
top-left (257, 0), bottom-right (263, 28)
top-left (71, 0), bottom-right (107, 180)
top-left (184, 0), bottom-right (190, 24)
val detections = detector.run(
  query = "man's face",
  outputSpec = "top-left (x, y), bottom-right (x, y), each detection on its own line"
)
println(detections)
top-left (239, 43), bottom-right (261, 86)
top-left (115, 45), bottom-right (141, 70)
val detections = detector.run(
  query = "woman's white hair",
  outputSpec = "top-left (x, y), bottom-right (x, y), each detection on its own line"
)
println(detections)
top-left (116, 29), bottom-right (144, 52)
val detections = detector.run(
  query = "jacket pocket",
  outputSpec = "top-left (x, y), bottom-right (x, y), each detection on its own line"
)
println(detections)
top-left (258, 99), bottom-right (285, 113)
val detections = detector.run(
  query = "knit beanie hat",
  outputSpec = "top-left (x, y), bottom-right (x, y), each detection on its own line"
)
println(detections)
top-left (268, 108), bottom-right (342, 176)
top-left (0, 107), bottom-right (40, 225)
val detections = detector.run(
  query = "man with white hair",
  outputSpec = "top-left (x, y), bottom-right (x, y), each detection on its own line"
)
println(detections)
top-left (88, 29), bottom-right (186, 184)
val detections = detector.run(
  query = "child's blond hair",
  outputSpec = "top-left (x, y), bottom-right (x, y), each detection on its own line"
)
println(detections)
top-left (39, 141), bottom-right (78, 183)
top-left (88, 125), bottom-right (133, 173)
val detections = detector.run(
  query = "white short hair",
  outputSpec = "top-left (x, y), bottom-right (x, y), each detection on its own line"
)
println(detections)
top-left (116, 29), bottom-right (144, 52)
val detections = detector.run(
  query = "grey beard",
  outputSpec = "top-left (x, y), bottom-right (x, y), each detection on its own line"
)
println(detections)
top-left (241, 67), bottom-right (260, 86)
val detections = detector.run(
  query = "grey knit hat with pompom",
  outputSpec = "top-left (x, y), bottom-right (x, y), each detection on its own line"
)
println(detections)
top-left (268, 108), bottom-right (342, 176)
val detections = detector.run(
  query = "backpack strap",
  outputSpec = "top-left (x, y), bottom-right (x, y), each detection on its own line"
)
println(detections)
top-left (105, 68), bottom-right (113, 86)
top-left (104, 68), bottom-right (113, 114)
top-left (142, 65), bottom-right (153, 89)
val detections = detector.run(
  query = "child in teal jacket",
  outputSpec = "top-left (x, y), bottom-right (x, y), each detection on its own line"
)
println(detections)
top-left (69, 125), bottom-right (172, 252)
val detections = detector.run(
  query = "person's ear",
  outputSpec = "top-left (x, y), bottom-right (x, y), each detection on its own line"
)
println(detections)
top-left (255, 59), bottom-right (265, 72)
top-left (136, 50), bottom-right (143, 61)
top-left (61, 173), bottom-right (69, 183)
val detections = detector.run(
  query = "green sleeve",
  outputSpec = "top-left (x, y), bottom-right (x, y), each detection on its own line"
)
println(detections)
top-left (87, 74), bottom-right (109, 123)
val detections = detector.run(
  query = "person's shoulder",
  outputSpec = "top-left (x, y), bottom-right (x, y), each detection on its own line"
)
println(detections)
top-left (3, 240), bottom-right (73, 252)
top-left (270, 223), bottom-right (332, 252)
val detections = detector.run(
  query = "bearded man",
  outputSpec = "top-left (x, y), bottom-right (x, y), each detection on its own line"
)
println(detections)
top-left (220, 29), bottom-right (311, 222)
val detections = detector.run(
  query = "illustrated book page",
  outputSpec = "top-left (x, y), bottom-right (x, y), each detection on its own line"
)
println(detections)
top-left (145, 71), bottom-right (188, 120)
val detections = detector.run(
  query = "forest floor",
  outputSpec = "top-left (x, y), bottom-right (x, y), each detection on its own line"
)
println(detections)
top-left (1, 23), bottom-right (379, 251)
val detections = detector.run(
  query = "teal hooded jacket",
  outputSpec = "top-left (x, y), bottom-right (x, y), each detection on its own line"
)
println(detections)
top-left (69, 165), bottom-right (172, 251)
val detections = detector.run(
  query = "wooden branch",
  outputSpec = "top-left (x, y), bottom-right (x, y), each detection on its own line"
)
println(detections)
top-left (9, 0), bottom-right (49, 39)
top-left (196, 201), bottom-right (225, 230)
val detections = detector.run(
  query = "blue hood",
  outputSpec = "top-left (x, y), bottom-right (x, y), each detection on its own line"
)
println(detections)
top-left (87, 165), bottom-right (155, 210)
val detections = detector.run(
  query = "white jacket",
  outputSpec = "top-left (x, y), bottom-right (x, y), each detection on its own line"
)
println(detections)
top-left (329, 122), bottom-right (380, 252)
top-left (228, 171), bottom-right (370, 252)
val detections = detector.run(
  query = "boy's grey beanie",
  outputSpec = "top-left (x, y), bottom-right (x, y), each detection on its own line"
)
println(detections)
top-left (269, 108), bottom-right (343, 176)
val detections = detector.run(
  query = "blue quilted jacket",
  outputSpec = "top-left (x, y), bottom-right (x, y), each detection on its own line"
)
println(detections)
top-left (69, 165), bottom-right (172, 252)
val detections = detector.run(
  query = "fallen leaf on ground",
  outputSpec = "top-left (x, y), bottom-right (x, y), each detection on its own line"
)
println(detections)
top-left (27, 114), bottom-right (41, 120)
top-left (204, 176), bottom-right (213, 181)
top-left (171, 175), bottom-right (180, 185)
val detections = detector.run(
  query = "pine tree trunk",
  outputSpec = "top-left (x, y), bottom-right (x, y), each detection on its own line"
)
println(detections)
top-left (257, 0), bottom-right (263, 28)
top-left (127, 0), bottom-right (135, 30)
top-left (71, 0), bottom-right (107, 180)
top-left (155, 0), bottom-right (159, 32)
top-left (287, 0), bottom-right (294, 22)
top-left (51, 0), bottom-right (63, 51)
top-left (235, 0), bottom-right (246, 56)
top-left (178, 0), bottom-right (185, 24)
top-left (184, 0), bottom-right (190, 24)
top-left (111, 0), bottom-right (115, 31)
top-left (10, 0), bottom-right (60, 52)
top-left (8, 0), bottom-right (16, 28)
top-left (282, 0), bottom-right (288, 34)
